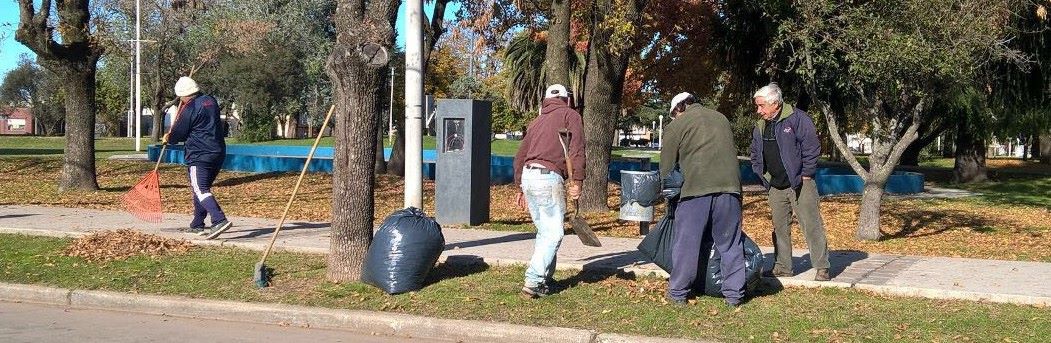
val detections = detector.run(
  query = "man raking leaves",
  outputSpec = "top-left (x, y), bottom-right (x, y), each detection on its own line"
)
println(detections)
top-left (163, 76), bottom-right (233, 239)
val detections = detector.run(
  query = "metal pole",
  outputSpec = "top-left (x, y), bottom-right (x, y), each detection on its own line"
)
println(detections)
top-left (404, 0), bottom-right (424, 209)
top-left (658, 115), bottom-right (664, 148)
top-left (389, 66), bottom-right (395, 146)
top-left (134, 0), bottom-right (142, 151)
top-left (128, 54), bottom-right (134, 138)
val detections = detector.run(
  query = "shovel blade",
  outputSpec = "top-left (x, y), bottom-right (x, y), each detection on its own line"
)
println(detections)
top-left (569, 215), bottom-right (602, 247)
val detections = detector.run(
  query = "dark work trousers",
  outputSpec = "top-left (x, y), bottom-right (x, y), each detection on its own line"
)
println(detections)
top-left (187, 164), bottom-right (227, 228)
top-left (668, 193), bottom-right (746, 302)
top-left (768, 178), bottom-right (830, 273)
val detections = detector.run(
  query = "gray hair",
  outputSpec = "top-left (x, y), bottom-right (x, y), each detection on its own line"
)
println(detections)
top-left (753, 83), bottom-right (783, 105)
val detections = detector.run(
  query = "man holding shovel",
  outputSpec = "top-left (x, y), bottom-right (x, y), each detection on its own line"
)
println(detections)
top-left (512, 84), bottom-right (586, 299)
top-left (163, 76), bottom-right (232, 240)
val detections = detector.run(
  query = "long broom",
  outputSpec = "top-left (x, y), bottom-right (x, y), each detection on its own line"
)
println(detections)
top-left (254, 105), bottom-right (336, 288)
top-left (558, 128), bottom-right (602, 247)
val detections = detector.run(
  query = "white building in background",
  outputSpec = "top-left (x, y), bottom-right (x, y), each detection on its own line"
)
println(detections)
top-left (846, 134), bottom-right (873, 154)
top-left (988, 137), bottom-right (1027, 158)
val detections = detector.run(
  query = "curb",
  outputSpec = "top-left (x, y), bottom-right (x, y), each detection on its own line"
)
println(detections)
top-left (854, 284), bottom-right (1051, 307)
top-left (0, 283), bottom-right (712, 343)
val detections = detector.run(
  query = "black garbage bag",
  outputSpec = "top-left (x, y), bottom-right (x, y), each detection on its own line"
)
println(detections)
top-left (636, 170), bottom-right (683, 272)
top-left (700, 232), bottom-right (764, 297)
top-left (636, 209), bottom-right (675, 272)
top-left (361, 207), bottom-right (445, 294)
top-left (661, 169), bottom-right (684, 200)
top-left (620, 171), bottom-right (662, 207)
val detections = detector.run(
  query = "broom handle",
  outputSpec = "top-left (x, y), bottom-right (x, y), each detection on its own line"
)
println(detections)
top-left (153, 100), bottom-right (188, 172)
top-left (259, 104), bottom-right (336, 264)
top-left (153, 143), bottom-right (168, 172)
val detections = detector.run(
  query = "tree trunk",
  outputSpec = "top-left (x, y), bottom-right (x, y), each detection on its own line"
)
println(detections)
top-left (900, 120), bottom-right (950, 166)
top-left (150, 58), bottom-right (166, 142)
top-left (953, 119), bottom-right (988, 183)
top-left (1021, 135), bottom-right (1031, 161)
top-left (386, 115), bottom-right (405, 177)
top-left (374, 70), bottom-right (388, 174)
top-left (578, 0), bottom-right (647, 212)
top-left (16, 0), bottom-right (104, 191)
top-left (324, 0), bottom-right (398, 283)
top-left (544, 0), bottom-right (572, 86)
top-left (57, 67), bottom-right (100, 191)
top-left (1041, 133), bottom-right (1051, 164)
top-left (856, 182), bottom-right (884, 240)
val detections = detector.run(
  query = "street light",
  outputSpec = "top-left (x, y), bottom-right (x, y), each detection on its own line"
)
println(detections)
top-left (131, 0), bottom-right (155, 152)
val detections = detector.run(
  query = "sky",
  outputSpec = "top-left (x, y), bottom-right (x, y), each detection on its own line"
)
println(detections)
top-left (1, 2), bottom-right (32, 75)
top-left (0, 1), bottom-right (459, 77)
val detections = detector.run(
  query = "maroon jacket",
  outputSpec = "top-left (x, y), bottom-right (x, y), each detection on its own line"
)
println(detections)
top-left (513, 98), bottom-right (586, 185)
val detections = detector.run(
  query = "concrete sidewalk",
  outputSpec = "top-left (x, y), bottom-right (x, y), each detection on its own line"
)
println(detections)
top-left (2, 205), bottom-right (1050, 307)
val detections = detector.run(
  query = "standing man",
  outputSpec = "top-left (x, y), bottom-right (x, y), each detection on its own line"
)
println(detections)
top-left (660, 92), bottom-right (747, 307)
top-left (163, 76), bottom-right (233, 240)
top-left (749, 83), bottom-right (831, 281)
top-left (512, 84), bottom-right (586, 299)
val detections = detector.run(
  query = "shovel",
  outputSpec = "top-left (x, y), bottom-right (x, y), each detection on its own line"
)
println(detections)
top-left (254, 104), bottom-right (335, 288)
top-left (558, 128), bottom-right (602, 247)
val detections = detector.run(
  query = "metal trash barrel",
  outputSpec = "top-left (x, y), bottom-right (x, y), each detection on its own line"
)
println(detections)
top-left (619, 170), bottom-right (661, 222)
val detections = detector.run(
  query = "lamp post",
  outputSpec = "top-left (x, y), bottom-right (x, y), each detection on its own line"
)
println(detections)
top-left (404, 0), bottom-right (424, 209)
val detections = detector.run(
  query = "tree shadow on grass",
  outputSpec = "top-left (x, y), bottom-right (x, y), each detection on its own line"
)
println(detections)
top-left (426, 255), bottom-right (491, 286)
top-left (0, 148), bottom-right (64, 156)
top-left (558, 252), bottom-right (645, 293)
top-left (214, 172), bottom-right (290, 187)
top-left (881, 208), bottom-right (999, 240)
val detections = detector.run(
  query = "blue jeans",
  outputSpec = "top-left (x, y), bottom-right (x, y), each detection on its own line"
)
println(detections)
top-left (520, 167), bottom-right (567, 287)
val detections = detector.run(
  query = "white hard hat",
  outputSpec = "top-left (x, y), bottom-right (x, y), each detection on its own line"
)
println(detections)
top-left (544, 84), bottom-right (569, 99)
top-left (669, 92), bottom-right (693, 113)
top-left (174, 76), bottom-right (200, 97)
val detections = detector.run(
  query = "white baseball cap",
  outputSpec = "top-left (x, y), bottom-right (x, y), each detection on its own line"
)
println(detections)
top-left (544, 84), bottom-right (569, 99)
top-left (174, 76), bottom-right (200, 97)
top-left (669, 92), bottom-right (693, 113)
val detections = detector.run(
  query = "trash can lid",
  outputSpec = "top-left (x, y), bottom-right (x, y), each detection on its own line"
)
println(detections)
top-left (621, 170), bottom-right (658, 175)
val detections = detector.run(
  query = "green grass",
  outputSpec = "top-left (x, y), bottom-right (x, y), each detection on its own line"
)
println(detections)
top-left (2, 233), bottom-right (1048, 342)
top-left (0, 137), bottom-right (140, 159)
top-left (942, 177), bottom-right (1051, 209)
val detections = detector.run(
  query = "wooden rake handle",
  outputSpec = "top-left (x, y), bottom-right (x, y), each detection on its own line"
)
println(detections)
top-left (259, 104), bottom-right (336, 264)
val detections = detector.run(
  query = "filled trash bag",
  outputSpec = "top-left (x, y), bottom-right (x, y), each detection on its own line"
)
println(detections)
top-left (700, 232), bottom-right (764, 297)
top-left (362, 207), bottom-right (445, 294)
top-left (636, 210), bottom-right (675, 272)
top-left (636, 170), bottom-right (682, 272)
top-left (620, 171), bottom-right (662, 207)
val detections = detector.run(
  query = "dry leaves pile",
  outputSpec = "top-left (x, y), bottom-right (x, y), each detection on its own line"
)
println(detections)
top-left (3, 158), bottom-right (1049, 261)
top-left (63, 229), bottom-right (192, 262)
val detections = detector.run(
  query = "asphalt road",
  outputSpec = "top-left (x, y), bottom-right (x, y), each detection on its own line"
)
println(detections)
top-left (0, 301), bottom-right (447, 343)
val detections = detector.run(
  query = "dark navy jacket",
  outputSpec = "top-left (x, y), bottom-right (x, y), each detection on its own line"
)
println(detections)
top-left (749, 104), bottom-right (820, 190)
top-left (168, 94), bottom-right (226, 167)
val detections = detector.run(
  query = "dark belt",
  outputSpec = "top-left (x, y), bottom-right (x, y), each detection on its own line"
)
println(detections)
top-left (526, 165), bottom-right (551, 174)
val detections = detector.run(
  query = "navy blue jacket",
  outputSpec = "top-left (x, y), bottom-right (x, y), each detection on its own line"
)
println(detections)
top-left (168, 94), bottom-right (226, 167)
top-left (749, 105), bottom-right (820, 190)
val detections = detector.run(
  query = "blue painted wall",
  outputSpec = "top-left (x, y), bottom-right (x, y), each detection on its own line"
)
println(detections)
top-left (149, 144), bottom-right (923, 194)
